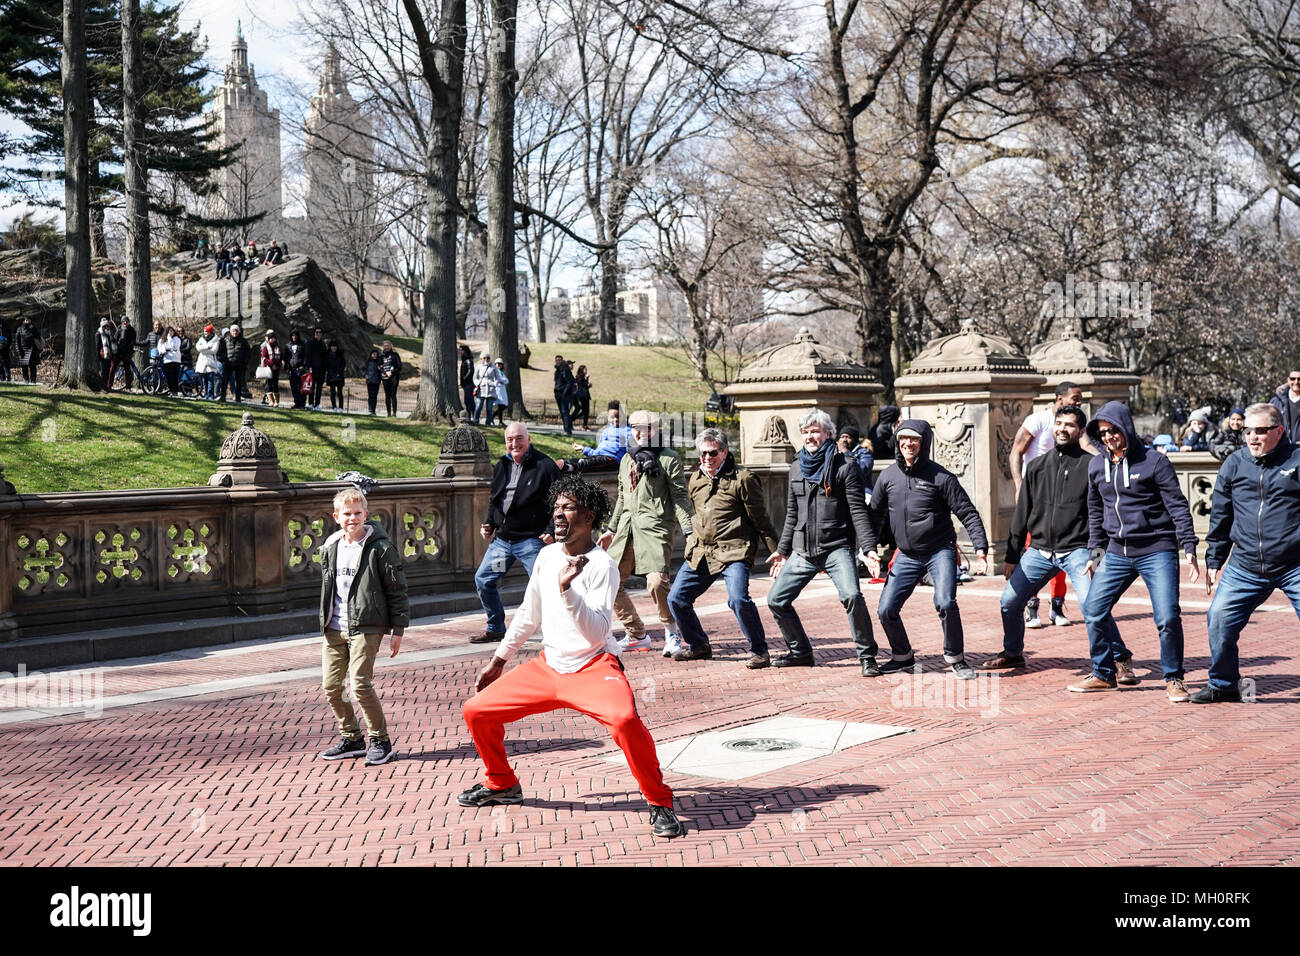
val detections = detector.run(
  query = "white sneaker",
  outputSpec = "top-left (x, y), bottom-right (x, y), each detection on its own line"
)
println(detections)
top-left (1051, 607), bottom-right (1072, 626)
top-left (619, 634), bottom-right (653, 652)
top-left (662, 630), bottom-right (683, 658)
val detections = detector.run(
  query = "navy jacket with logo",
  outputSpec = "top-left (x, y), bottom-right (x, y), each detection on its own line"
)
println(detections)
top-left (1206, 436), bottom-right (1300, 578)
top-left (1085, 401), bottom-right (1198, 558)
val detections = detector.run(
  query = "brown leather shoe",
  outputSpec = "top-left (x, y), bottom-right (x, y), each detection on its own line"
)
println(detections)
top-left (469, 630), bottom-right (505, 644)
top-left (1068, 674), bottom-right (1118, 692)
top-left (977, 654), bottom-right (1026, 670)
top-left (745, 653), bottom-right (771, 670)
top-left (1115, 659), bottom-right (1139, 685)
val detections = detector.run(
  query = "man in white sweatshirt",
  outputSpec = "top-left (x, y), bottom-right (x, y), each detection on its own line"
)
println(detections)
top-left (459, 476), bottom-right (685, 839)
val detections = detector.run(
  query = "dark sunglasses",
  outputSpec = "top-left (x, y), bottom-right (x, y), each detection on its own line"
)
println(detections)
top-left (1097, 427), bottom-right (1122, 437)
top-left (1244, 425), bottom-right (1280, 436)
top-left (699, 449), bottom-right (724, 458)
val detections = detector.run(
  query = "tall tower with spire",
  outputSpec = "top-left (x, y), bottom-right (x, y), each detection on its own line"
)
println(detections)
top-left (204, 21), bottom-right (283, 235)
top-left (303, 44), bottom-right (374, 238)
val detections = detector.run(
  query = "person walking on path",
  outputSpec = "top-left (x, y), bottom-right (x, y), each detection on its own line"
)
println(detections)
top-left (459, 344), bottom-right (475, 416)
top-left (363, 347), bottom-right (382, 415)
top-left (14, 317), bottom-right (42, 384)
top-left (1197, 403), bottom-right (1300, 702)
top-left (194, 324), bottom-right (221, 400)
top-left (285, 329), bottom-right (307, 408)
top-left (868, 419), bottom-right (989, 679)
top-left (459, 475), bottom-right (685, 839)
top-left (553, 353), bottom-right (576, 435)
top-left (472, 351), bottom-right (498, 424)
top-left (492, 358), bottom-right (509, 426)
top-left (379, 340), bottom-right (402, 417)
top-left (325, 342), bottom-right (347, 411)
top-left (259, 331), bottom-right (283, 406)
top-left (305, 326), bottom-right (328, 409)
top-left (1070, 401), bottom-right (1200, 702)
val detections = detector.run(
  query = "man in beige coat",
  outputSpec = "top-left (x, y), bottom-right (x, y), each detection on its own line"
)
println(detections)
top-left (598, 410), bottom-right (693, 656)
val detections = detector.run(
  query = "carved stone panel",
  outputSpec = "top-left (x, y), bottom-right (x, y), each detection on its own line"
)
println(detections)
top-left (286, 514), bottom-right (331, 576)
top-left (15, 528), bottom-right (81, 600)
top-left (90, 524), bottom-right (152, 589)
top-left (163, 518), bottom-right (222, 585)
top-left (400, 503), bottom-right (445, 563)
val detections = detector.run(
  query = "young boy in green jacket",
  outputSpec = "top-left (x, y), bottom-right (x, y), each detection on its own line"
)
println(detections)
top-left (318, 487), bottom-right (410, 766)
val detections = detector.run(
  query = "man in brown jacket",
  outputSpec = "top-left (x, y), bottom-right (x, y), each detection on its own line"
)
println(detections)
top-left (598, 410), bottom-right (693, 656)
top-left (666, 428), bottom-right (779, 668)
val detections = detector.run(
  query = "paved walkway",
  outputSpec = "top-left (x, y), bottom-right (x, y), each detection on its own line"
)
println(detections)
top-left (1, 574), bottom-right (1296, 866)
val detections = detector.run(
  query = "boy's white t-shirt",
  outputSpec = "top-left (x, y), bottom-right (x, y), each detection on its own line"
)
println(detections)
top-left (328, 526), bottom-right (373, 633)
top-left (496, 543), bottom-right (621, 674)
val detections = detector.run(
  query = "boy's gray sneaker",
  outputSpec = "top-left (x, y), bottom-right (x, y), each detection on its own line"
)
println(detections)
top-left (320, 737), bottom-right (367, 760)
top-left (364, 738), bottom-right (396, 766)
top-left (457, 782), bottom-right (525, 807)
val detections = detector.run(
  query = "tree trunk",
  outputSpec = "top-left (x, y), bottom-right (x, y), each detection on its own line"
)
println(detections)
top-left (60, 0), bottom-right (95, 390)
top-left (597, 244), bottom-right (619, 344)
top-left (121, 0), bottom-right (152, 343)
top-left (485, 0), bottom-right (523, 418)
top-left (408, 0), bottom-right (468, 424)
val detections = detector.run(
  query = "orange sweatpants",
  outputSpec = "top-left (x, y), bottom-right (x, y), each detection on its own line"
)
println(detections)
top-left (462, 653), bottom-right (673, 807)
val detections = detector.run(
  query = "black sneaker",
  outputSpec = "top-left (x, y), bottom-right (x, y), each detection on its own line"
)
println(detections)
top-left (649, 805), bottom-right (685, 839)
top-left (878, 656), bottom-right (917, 675)
top-left (365, 738), bottom-right (396, 766)
top-left (950, 659), bottom-right (976, 680)
top-left (319, 737), bottom-right (367, 760)
top-left (1189, 685), bottom-right (1242, 704)
top-left (860, 657), bottom-right (882, 677)
top-left (457, 782), bottom-right (525, 807)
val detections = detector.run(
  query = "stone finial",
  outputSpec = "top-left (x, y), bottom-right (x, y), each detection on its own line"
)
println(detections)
top-left (208, 412), bottom-right (288, 487)
top-left (433, 425), bottom-right (492, 478)
top-left (748, 414), bottom-right (796, 465)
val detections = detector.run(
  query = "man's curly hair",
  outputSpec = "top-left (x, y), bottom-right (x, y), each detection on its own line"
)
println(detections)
top-left (549, 475), bottom-right (612, 529)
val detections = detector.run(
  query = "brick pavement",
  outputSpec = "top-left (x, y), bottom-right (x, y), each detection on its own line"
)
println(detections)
top-left (1, 573), bottom-right (1296, 866)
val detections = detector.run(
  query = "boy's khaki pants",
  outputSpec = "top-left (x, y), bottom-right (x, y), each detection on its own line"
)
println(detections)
top-left (322, 628), bottom-right (387, 740)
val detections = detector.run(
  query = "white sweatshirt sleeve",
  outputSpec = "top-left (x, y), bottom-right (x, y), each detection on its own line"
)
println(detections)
top-left (496, 561), bottom-right (543, 661)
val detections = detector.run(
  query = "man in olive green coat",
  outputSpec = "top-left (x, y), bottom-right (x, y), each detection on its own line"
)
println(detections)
top-left (667, 428), bottom-right (779, 668)
top-left (598, 410), bottom-right (693, 656)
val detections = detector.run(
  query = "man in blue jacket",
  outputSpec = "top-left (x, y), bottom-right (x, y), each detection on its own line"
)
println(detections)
top-left (1072, 401), bottom-right (1200, 702)
top-left (1197, 404), bottom-right (1300, 702)
top-left (867, 419), bottom-right (989, 679)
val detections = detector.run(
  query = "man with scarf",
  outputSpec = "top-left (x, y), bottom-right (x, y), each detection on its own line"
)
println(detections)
top-left (598, 410), bottom-right (693, 657)
top-left (766, 409), bottom-right (879, 672)
top-left (868, 419), bottom-right (989, 679)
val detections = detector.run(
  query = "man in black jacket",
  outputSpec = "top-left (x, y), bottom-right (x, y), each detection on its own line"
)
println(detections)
top-left (868, 419), bottom-right (989, 679)
top-left (305, 326), bottom-right (328, 409)
top-left (766, 409), bottom-right (879, 672)
top-left (111, 316), bottom-right (137, 389)
top-left (379, 340), bottom-right (402, 417)
top-left (469, 423), bottom-right (560, 644)
top-left (459, 344), bottom-right (475, 416)
top-left (979, 406), bottom-right (1133, 678)
top-left (553, 354), bottom-right (576, 435)
top-left (1197, 404), bottom-right (1300, 702)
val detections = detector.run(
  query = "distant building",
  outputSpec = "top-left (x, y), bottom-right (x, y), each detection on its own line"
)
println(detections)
top-left (553, 276), bottom-right (688, 344)
top-left (304, 45), bottom-right (374, 237)
top-left (203, 22), bottom-right (283, 237)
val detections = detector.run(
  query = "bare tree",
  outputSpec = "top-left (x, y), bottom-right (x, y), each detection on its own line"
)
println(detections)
top-left (60, 0), bottom-right (94, 389)
top-left (120, 0), bottom-right (151, 342)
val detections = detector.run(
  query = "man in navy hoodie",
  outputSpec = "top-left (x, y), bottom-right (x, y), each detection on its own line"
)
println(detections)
top-left (1197, 403), bottom-right (1300, 702)
top-left (1072, 401), bottom-right (1200, 702)
top-left (867, 419), bottom-right (989, 679)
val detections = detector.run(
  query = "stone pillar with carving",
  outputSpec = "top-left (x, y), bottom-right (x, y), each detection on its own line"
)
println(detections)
top-left (744, 414), bottom-right (797, 534)
top-left (724, 328), bottom-right (883, 466)
top-left (0, 465), bottom-right (17, 642)
top-left (892, 324), bottom-right (1046, 564)
top-left (209, 412), bottom-right (292, 615)
top-left (432, 425), bottom-right (495, 574)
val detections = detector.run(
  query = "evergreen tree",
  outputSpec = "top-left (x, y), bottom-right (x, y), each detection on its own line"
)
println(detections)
top-left (562, 311), bottom-right (597, 344)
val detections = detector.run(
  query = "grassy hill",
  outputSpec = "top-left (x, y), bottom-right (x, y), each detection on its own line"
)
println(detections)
top-left (0, 388), bottom-right (580, 494)
top-left (389, 338), bottom-right (716, 422)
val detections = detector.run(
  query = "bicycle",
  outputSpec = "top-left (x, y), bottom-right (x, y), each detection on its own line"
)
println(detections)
top-left (106, 353), bottom-right (151, 393)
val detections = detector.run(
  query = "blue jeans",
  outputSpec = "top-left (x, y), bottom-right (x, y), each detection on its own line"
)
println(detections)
top-left (668, 559), bottom-right (766, 655)
top-left (1000, 547), bottom-right (1129, 661)
top-left (1084, 549), bottom-right (1183, 681)
top-left (473, 395), bottom-right (495, 424)
top-left (877, 547), bottom-right (965, 661)
top-left (475, 536), bottom-right (544, 634)
top-left (766, 549), bottom-right (876, 660)
top-left (1206, 561), bottom-right (1300, 689)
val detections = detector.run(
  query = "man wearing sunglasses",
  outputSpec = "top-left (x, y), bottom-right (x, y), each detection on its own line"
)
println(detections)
top-left (1197, 404), bottom-right (1300, 702)
top-left (1072, 402), bottom-right (1200, 702)
top-left (666, 428), bottom-right (780, 667)
top-left (1268, 367), bottom-right (1300, 442)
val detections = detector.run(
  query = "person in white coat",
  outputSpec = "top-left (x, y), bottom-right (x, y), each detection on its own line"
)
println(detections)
top-left (492, 358), bottom-right (509, 426)
top-left (194, 324), bottom-right (222, 400)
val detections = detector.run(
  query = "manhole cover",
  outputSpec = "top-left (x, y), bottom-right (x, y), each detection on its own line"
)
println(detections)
top-left (722, 737), bottom-right (802, 753)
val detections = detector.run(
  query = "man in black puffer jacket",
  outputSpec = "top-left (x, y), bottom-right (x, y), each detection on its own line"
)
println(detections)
top-left (1197, 403), bottom-right (1300, 702)
top-left (766, 409), bottom-right (878, 673)
top-left (868, 419), bottom-right (988, 679)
